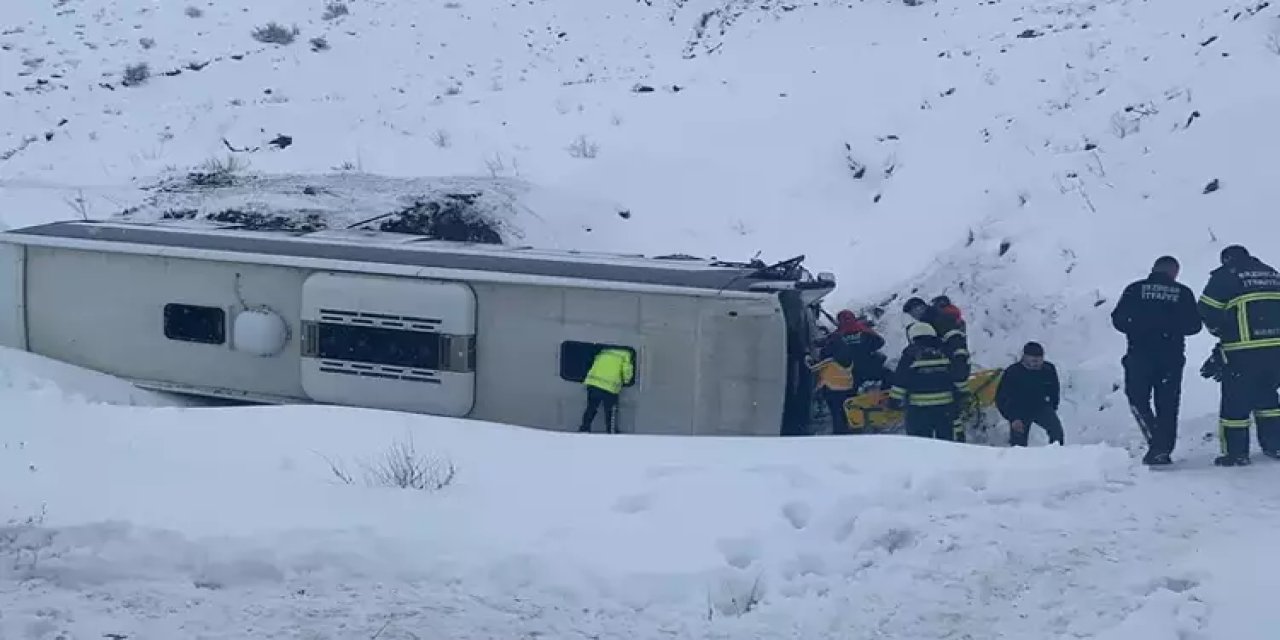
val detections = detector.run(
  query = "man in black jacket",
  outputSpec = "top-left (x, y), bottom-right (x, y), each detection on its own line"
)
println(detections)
top-left (1198, 245), bottom-right (1280, 466)
top-left (995, 342), bottom-right (1064, 447)
top-left (1111, 256), bottom-right (1203, 465)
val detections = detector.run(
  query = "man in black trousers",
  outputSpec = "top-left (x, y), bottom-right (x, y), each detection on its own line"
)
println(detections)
top-left (996, 342), bottom-right (1065, 447)
top-left (1198, 245), bottom-right (1280, 466)
top-left (1110, 255), bottom-right (1203, 465)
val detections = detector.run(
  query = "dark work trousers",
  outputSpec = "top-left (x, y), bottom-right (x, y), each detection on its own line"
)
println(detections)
top-left (580, 386), bottom-right (620, 434)
top-left (824, 388), bottom-right (856, 435)
top-left (905, 405), bottom-right (955, 441)
top-left (1122, 351), bottom-right (1186, 457)
top-left (1008, 408), bottom-right (1065, 447)
top-left (1217, 349), bottom-right (1280, 458)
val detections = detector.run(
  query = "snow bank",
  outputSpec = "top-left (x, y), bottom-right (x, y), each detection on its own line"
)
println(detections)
top-left (2, 390), bottom-right (1266, 639)
top-left (0, 346), bottom-right (191, 408)
top-left (1, 392), bottom-right (1154, 638)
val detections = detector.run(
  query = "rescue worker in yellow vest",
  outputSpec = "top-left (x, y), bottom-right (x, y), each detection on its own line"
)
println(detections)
top-left (579, 347), bottom-right (635, 434)
top-left (1197, 245), bottom-right (1280, 466)
top-left (887, 322), bottom-right (959, 441)
top-left (808, 349), bottom-right (856, 435)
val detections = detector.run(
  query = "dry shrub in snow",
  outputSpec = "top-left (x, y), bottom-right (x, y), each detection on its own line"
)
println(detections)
top-left (122, 62), bottom-right (150, 87)
top-left (185, 6), bottom-right (203, 18)
top-left (430, 129), bottom-right (452, 148)
top-left (187, 155), bottom-right (249, 187)
top-left (567, 135), bottom-right (599, 159)
top-left (322, 2), bottom-right (350, 20)
top-left (324, 435), bottom-right (456, 491)
top-left (252, 22), bottom-right (300, 45)
top-left (707, 572), bottom-right (765, 619)
top-left (2, 504), bottom-right (53, 573)
top-left (1267, 32), bottom-right (1280, 56)
top-left (310, 36), bottom-right (330, 52)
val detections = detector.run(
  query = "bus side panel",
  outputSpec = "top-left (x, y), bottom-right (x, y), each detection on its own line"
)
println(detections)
top-left (25, 247), bottom-right (308, 399)
top-left (467, 282), bottom-right (703, 435)
top-left (697, 297), bottom-right (788, 436)
top-left (0, 242), bottom-right (26, 350)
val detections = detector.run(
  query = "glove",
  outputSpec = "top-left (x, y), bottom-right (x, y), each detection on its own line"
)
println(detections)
top-left (1199, 346), bottom-right (1225, 382)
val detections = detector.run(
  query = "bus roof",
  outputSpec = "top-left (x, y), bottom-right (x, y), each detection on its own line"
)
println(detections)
top-left (1, 220), bottom-right (833, 295)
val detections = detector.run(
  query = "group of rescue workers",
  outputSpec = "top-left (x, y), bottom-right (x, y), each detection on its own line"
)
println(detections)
top-left (1114, 245), bottom-right (1280, 467)
top-left (805, 243), bottom-right (1280, 467)
top-left (809, 296), bottom-right (1063, 447)
top-left (573, 242), bottom-right (1280, 466)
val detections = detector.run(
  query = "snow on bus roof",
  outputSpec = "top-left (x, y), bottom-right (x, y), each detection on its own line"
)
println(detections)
top-left (2, 220), bottom-right (826, 294)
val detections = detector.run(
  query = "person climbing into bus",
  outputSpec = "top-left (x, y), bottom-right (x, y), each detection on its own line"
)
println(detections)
top-left (579, 347), bottom-right (635, 434)
top-left (887, 322), bottom-right (959, 441)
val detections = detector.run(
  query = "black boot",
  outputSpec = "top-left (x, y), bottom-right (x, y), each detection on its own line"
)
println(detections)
top-left (1144, 452), bottom-right (1172, 466)
top-left (1263, 450), bottom-right (1280, 460)
top-left (1214, 454), bottom-right (1252, 467)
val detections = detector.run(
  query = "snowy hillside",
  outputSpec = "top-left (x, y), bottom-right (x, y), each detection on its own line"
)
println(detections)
top-left (4, 0), bottom-right (1280, 636)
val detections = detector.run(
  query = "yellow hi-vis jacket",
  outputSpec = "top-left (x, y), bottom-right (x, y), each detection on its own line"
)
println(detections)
top-left (810, 358), bottom-right (854, 392)
top-left (585, 348), bottom-right (634, 394)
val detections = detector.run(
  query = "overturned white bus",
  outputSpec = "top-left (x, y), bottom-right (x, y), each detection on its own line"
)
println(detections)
top-left (0, 219), bottom-right (835, 436)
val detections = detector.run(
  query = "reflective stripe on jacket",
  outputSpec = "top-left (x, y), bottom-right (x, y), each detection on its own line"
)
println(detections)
top-left (585, 348), bottom-right (634, 394)
top-left (1198, 257), bottom-right (1280, 352)
top-left (889, 341), bottom-right (957, 408)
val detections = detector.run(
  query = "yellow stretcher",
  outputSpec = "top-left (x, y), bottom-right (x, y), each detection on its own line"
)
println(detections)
top-left (843, 367), bottom-right (1004, 432)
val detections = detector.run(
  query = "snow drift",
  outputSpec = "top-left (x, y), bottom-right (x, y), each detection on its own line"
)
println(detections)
top-left (0, 380), bottom-right (1237, 639)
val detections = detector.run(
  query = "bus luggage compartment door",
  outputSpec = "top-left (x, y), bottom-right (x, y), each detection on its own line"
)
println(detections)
top-left (299, 272), bottom-right (476, 416)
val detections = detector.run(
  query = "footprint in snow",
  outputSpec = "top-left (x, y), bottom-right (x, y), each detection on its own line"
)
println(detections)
top-left (716, 536), bottom-right (761, 569)
top-left (1146, 575), bottom-right (1200, 595)
top-left (780, 500), bottom-right (812, 530)
top-left (613, 493), bottom-right (653, 514)
top-left (644, 464), bottom-right (700, 479)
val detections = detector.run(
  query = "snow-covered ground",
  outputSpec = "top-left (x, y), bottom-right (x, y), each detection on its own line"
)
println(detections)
top-left (4, 0), bottom-right (1280, 636)
top-left (1, 350), bottom-right (1279, 639)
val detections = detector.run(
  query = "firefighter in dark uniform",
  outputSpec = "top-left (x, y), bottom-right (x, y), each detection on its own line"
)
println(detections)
top-left (888, 322), bottom-right (959, 441)
top-left (1197, 245), bottom-right (1280, 466)
top-left (1110, 256), bottom-right (1203, 465)
top-left (904, 297), bottom-right (970, 373)
top-left (904, 296), bottom-right (971, 440)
